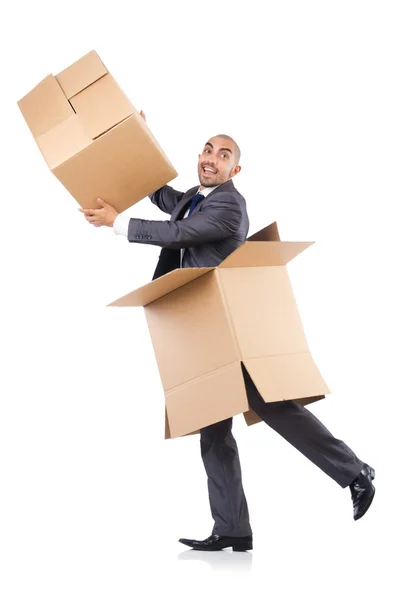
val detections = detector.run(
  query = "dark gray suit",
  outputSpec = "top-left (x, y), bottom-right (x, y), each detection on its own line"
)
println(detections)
top-left (128, 179), bottom-right (249, 278)
top-left (127, 179), bottom-right (364, 537)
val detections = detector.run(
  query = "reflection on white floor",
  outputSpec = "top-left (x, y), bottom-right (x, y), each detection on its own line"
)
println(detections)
top-left (178, 548), bottom-right (253, 572)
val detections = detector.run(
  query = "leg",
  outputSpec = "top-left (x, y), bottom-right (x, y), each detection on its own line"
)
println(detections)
top-left (200, 417), bottom-right (252, 537)
top-left (244, 372), bottom-right (364, 488)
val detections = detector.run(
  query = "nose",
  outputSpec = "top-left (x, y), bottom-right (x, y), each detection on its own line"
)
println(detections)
top-left (204, 157), bottom-right (217, 167)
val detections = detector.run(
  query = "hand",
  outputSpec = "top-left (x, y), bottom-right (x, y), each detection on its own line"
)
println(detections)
top-left (79, 198), bottom-right (119, 227)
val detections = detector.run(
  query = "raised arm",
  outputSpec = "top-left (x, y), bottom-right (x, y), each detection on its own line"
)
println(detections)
top-left (149, 185), bottom-right (185, 215)
top-left (127, 192), bottom-right (243, 249)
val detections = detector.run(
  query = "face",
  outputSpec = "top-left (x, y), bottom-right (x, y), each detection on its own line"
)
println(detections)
top-left (197, 136), bottom-right (241, 188)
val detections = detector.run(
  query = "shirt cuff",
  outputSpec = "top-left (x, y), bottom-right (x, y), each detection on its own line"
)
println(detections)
top-left (113, 212), bottom-right (130, 237)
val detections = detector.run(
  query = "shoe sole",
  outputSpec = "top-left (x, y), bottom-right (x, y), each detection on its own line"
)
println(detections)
top-left (180, 539), bottom-right (253, 551)
top-left (191, 543), bottom-right (253, 552)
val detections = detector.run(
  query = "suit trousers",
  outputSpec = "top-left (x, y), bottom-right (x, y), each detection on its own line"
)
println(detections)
top-left (200, 372), bottom-right (364, 537)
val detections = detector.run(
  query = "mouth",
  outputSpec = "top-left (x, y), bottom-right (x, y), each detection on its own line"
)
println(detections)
top-left (201, 166), bottom-right (217, 176)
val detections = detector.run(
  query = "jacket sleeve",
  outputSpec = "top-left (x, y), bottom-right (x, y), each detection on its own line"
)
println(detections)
top-left (149, 185), bottom-right (184, 215)
top-left (127, 191), bottom-right (243, 249)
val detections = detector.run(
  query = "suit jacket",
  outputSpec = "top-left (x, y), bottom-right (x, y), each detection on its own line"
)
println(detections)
top-left (126, 179), bottom-right (249, 280)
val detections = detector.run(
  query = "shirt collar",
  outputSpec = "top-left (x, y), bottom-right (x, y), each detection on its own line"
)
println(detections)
top-left (197, 184), bottom-right (220, 197)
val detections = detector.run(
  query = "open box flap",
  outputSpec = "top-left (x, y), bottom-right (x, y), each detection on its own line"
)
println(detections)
top-left (107, 267), bottom-right (214, 308)
top-left (165, 362), bottom-right (248, 439)
top-left (248, 221), bottom-right (281, 242)
top-left (218, 241), bottom-right (314, 268)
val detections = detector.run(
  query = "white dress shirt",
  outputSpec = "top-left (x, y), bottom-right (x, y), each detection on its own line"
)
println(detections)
top-left (113, 184), bottom-right (220, 266)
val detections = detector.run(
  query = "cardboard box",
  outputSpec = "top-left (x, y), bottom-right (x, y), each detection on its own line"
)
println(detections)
top-left (17, 50), bottom-right (177, 211)
top-left (108, 222), bottom-right (330, 439)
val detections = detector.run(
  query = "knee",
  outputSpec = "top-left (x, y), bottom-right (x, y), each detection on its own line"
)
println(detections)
top-left (200, 418), bottom-right (234, 453)
top-left (248, 396), bottom-right (302, 427)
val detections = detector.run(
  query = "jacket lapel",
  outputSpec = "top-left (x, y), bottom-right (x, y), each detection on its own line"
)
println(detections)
top-left (171, 179), bottom-right (235, 221)
top-left (172, 188), bottom-right (198, 221)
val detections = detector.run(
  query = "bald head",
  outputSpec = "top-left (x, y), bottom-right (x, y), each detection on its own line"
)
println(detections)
top-left (211, 134), bottom-right (241, 165)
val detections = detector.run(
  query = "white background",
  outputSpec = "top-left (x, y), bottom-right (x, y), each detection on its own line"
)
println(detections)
top-left (1, 1), bottom-right (396, 598)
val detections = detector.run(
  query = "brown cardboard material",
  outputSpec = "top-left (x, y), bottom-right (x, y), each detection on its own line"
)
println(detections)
top-left (56, 50), bottom-right (108, 99)
top-left (18, 51), bottom-right (177, 210)
top-left (69, 74), bottom-right (135, 139)
top-left (108, 222), bottom-right (330, 439)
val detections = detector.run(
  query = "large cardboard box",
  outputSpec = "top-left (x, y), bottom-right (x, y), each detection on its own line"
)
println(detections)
top-left (108, 222), bottom-right (330, 439)
top-left (17, 50), bottom-right (177, 211)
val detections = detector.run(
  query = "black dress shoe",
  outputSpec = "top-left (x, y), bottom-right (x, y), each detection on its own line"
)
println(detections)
top-left (349, 463), bottom-right (376, 521)
top-left (178, 534), bottom-right (253, 552)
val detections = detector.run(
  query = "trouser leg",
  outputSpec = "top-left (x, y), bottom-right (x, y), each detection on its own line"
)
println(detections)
top-left (244, 372), bottom-right (363, 488)
top-left (200, 417), bottom-right (252, 537)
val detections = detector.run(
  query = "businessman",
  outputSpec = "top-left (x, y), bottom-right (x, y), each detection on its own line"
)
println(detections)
top-left (80, 113), bottom-right (375, 551)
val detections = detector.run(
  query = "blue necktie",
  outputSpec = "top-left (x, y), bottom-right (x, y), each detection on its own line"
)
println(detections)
top-left (180, 192), bottom-right (204, 267)
top-left (187, 192), bottom-right (205, 216)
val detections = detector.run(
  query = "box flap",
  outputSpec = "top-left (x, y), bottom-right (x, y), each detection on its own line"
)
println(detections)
top-left (242, 407), bottom-right (263, 426)
top-left (242, 354), bottom-right (330, 403)
top-left (165, 362), bottom-right (248, 438)
top-left (165, 358), bottom-right (327, 439)
top-left (69, 74), bottom-right (135, 139)
top-left (218, 241), bottom-right (313, 268)
top-left (107, 267), bottom-right (214, 307)
top-left (165, 409), bottom-right (171, 439)
top-left (248, 221), bottom-right (280, 241)
top-left (17, 75), bottom-right (74, 139)
top-left (56, 50), bottom-right (107, 99)
top-left (36, 115), bottom-right (92, 169)
top-left (165, 409), bottom-right (203, 439)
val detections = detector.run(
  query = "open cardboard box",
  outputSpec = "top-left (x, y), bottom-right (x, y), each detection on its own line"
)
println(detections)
top-left (17, 50), bottom-right (177, 211)
top-left (108, 222), bottom-right (330, 439)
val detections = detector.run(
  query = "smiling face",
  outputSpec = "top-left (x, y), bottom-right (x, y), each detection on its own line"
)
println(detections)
top-left (197, 135), bottom-right (241, 188)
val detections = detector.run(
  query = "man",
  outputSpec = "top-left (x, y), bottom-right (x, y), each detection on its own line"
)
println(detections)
top-left (80, 112), bottom-right (375, 552)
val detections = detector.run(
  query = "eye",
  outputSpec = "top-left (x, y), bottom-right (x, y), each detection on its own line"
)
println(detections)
top-left (204, 148), bottom-right (210, 153)
top-left (221, 153), bottom-right (229, 159)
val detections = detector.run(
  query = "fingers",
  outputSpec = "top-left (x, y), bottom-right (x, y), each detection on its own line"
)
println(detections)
top-left (88, 219), bottom-right (101, 227)
top-left (78, 197), bottom-right (108, 215)
top-left (79, 208), bottom-right (101, 215)
top-left (79, 210), bottom-right (100, 225)
top-left (78, 201), bottom-right (109, 227)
